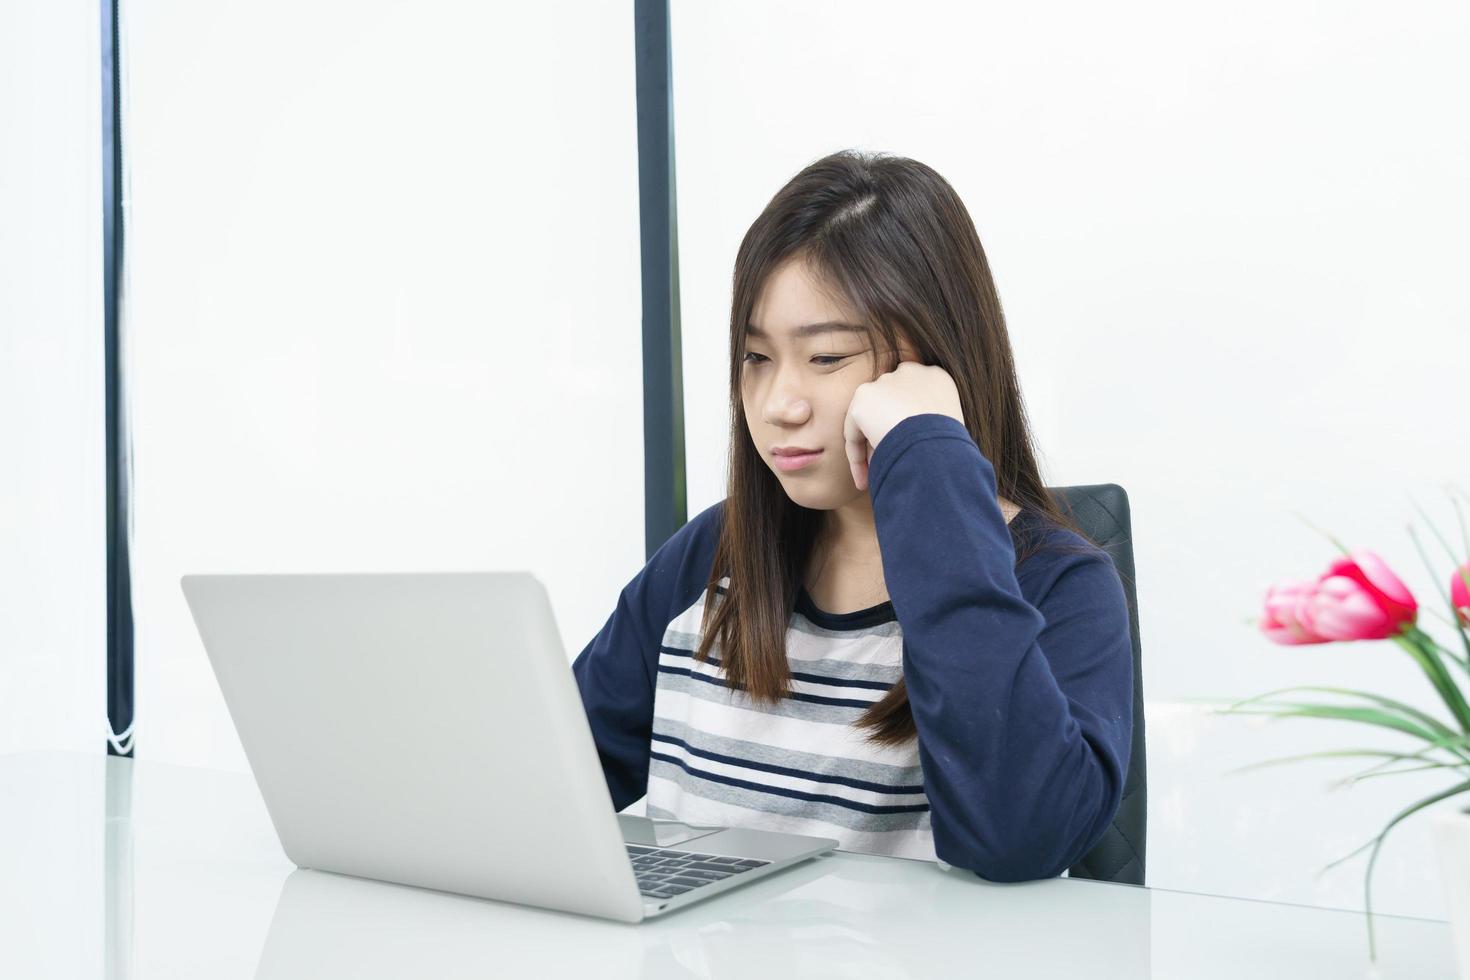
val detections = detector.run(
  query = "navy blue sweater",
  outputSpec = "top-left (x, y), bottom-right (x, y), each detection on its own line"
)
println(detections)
top-left (572, 413), bottom-right (1134, 881)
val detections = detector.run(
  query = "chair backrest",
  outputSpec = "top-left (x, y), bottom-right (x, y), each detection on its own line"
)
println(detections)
top-left (1049, 483), bottom-right (1147, 885)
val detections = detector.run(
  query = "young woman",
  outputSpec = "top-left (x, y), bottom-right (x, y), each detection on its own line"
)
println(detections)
top-left (572, 150), bottom-right (1133, 882)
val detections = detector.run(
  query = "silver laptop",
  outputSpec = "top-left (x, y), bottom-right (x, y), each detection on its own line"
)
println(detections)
top-left (180, 571), bottom-right (838, 922)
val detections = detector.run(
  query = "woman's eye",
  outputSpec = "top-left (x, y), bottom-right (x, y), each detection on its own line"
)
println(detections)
top-left (741, 352), bottom-right (849, 366)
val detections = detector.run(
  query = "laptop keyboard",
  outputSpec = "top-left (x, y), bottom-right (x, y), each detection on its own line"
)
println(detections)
top-left (626, 843), bottom-right (770, 900)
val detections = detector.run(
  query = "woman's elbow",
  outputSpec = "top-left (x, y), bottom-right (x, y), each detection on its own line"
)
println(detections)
top-left (964, 853), bottom-right (1069, 883)
top-left (937, 785), bottom-right (1124, 882)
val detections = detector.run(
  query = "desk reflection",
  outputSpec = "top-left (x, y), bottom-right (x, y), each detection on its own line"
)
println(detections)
top-left (5, 752), bottom-right (1442, 980)
top-left (252, 855), bottom-right (1151, 979)
top-left (104, 752), bottom-right (135, 980)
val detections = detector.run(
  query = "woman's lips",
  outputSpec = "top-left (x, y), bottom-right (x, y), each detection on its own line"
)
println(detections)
top-left (773, 449), bottom-right (823, 472)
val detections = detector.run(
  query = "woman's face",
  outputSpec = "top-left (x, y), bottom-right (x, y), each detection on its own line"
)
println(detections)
top-left (741, 255), bottom-right (917, 510)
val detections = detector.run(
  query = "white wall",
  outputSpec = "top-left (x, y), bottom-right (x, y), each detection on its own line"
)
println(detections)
top-left (120, 0), bottom-right (646, 773)
top-left (0, 0), bottom-right (105, 757)
top-left (670, 0), bottom-right (1470, 920)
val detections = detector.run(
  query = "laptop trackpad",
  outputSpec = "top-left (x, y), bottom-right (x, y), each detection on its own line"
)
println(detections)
top-left (618, 813), bottom-right (724, 848)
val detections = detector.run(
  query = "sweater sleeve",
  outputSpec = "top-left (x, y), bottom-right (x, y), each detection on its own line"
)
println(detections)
top-left (570, 501), bottom-right (724, 812)
top-left (866, 412), bottom-right (1134, 882)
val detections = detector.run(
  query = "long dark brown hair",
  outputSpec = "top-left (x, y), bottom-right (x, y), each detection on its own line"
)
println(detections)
top-left (695, 149), bottom-right (1100, 746)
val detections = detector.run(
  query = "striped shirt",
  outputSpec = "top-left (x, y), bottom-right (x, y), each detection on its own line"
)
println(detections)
top-left (646, 577), bottom-right (935, 861)
top-left (572, 413), bottom-right (1134, 881)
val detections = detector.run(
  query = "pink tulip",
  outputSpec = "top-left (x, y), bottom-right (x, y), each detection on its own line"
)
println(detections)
top-left (1307, 550), bottom-right (1418, 641)
top-left (1260, 580), bottom-right (1331, 645)
top-left (1452, 560), bottom-right (1470, 628)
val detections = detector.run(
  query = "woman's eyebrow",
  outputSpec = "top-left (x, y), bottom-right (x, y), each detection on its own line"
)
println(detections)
top-left (744, 321), bottom-right (864, 340)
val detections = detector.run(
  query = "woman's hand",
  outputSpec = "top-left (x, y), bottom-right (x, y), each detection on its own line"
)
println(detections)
top-left (843, 359), bottom-right (965, 491)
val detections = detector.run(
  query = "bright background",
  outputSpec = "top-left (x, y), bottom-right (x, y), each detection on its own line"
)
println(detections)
top-left (3, 0), bottom-right (1468, 922)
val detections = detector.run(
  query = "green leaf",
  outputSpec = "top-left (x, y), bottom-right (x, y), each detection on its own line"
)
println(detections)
top-left (1453, 491), bottom-right (1470, 561)
top-left (1224, 748), bottom-right (1457, 777)
top-left (1288, 510), bottom-right (1352, 557)
top-left (1359, 732), bottom-right (1470, 771)
top-left (1219, 702), bottom-right (1454, 750)
top-left (1222, 685), bottom-right (1460, 743)
top-left (1407, 519), bottom-right (1470, 668)
top-left (1333, 760), bottom-right (1463, 786)
top-left (1318, 778), bottom-right (1470, 961)
top-left (1392, 631), bottom-right (1470, 733)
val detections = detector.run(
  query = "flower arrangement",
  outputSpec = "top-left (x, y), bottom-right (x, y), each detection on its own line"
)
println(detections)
top-left (1220, 491), bottom-right (1470, 961)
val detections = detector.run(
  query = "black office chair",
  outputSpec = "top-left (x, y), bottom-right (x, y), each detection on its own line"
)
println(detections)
top-left (1050, 483), bottom-right (1147, 885)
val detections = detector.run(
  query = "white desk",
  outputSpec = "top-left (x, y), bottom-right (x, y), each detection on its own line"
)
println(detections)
top-left (0, 751), bottom-right (1456, 979)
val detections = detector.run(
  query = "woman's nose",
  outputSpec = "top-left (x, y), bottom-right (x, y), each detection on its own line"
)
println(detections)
top-left (762, 373), bottom-right (811, 425)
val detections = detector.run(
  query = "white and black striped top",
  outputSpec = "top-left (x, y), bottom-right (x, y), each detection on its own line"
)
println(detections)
top-left (646, 576), bottom-right (936, 860)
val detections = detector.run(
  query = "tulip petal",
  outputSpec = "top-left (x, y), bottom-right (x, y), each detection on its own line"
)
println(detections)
top-left (1450, 562), bottom-right (1470, 627)
top-left (1259, 579), bottom-right (1331, 644)
top-left (1316, 552), bottom-right (1418, 638)
top-left (1350, 550), bottom-right (1417, 609)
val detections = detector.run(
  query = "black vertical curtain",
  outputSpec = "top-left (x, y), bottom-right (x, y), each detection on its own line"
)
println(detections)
top-left (635, 0), bottom-right (688, 559)
top-left (102, 0), bottom-right (134, 759)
